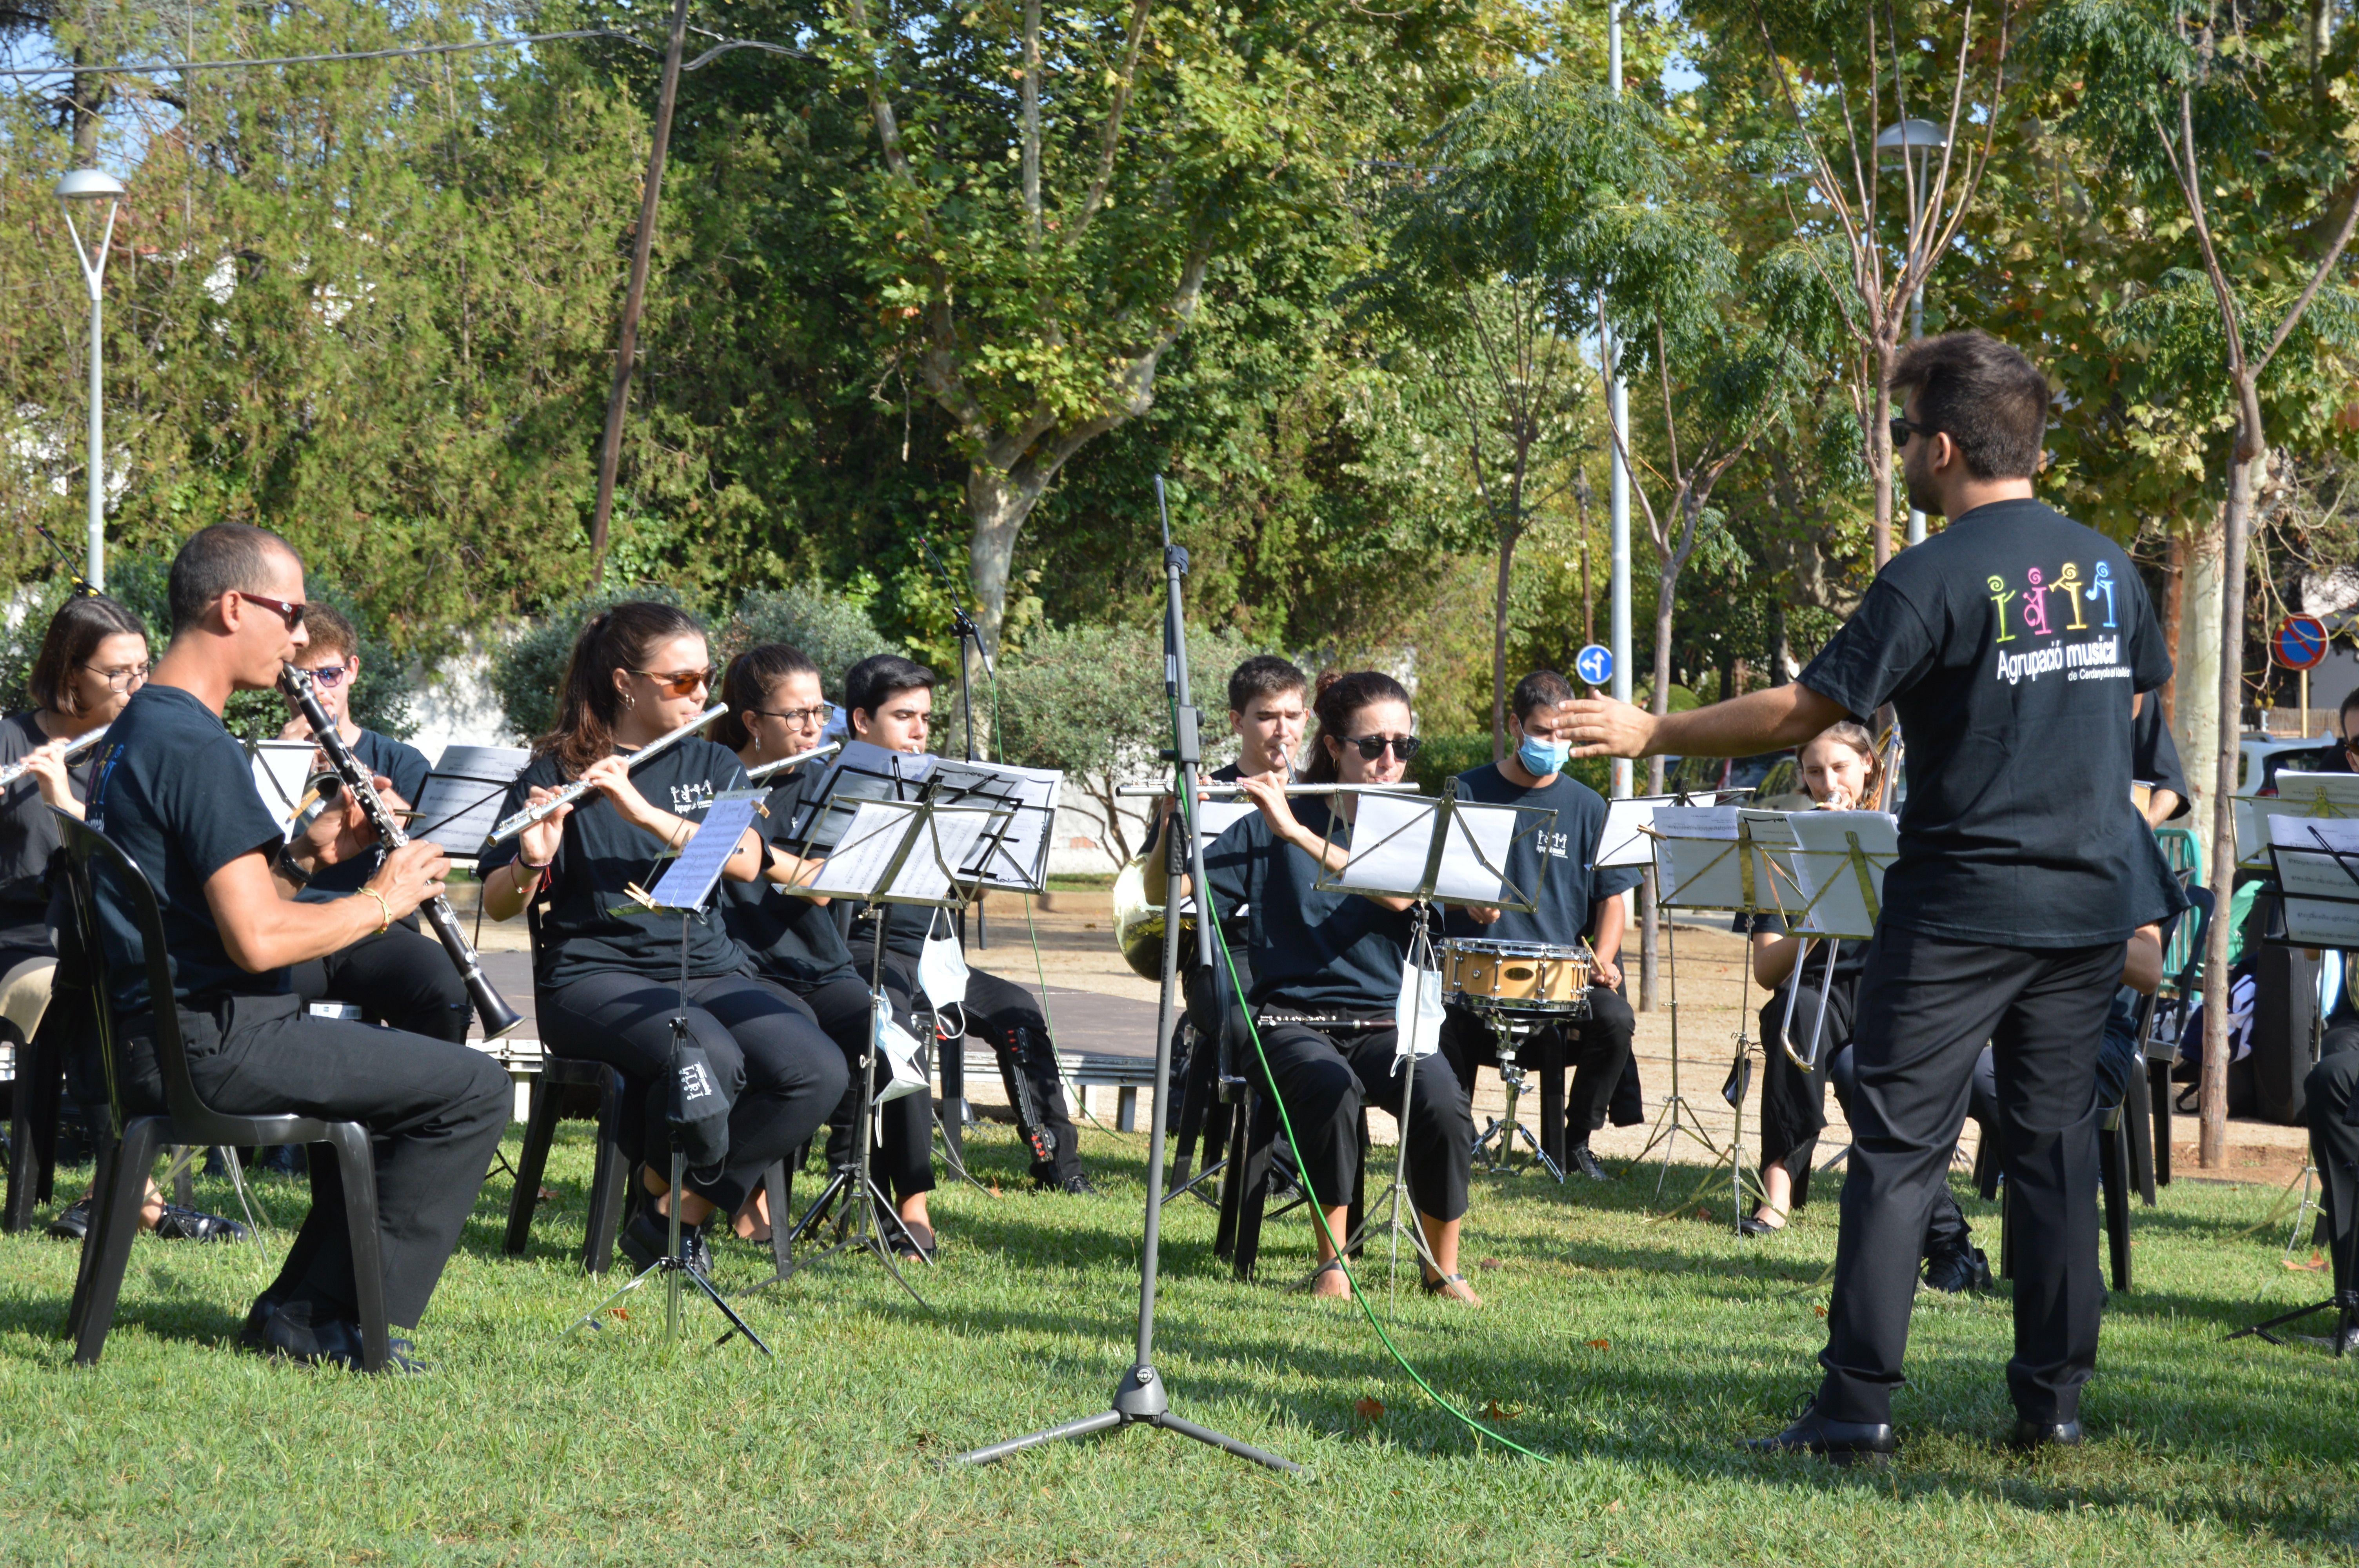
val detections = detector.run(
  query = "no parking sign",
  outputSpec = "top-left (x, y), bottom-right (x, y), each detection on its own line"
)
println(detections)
top-left (2273, 614), bottom-right (2329, 671)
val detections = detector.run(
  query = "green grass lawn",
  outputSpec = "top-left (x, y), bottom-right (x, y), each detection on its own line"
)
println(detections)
top-left (4, 1125), bottom-right (2356, 1566)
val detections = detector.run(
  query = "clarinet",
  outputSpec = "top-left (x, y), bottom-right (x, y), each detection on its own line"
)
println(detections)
top-left (278, 663), bottom-right (524, 1041)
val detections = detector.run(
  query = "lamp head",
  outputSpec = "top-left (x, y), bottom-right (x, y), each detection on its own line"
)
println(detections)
top-left (54, 169), bottom-right (125, 203)
top-left (1874, 119), bottom-right (1949, 158)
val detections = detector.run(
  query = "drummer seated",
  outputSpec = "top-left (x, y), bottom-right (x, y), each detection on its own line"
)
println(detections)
top-left (1438, 670), bottom-right (1640, 1183)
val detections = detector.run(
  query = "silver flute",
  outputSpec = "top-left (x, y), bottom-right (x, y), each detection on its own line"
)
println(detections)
top-left (1114, 782), bottom-right (1420, 799)
top-left (745, 740), bottom-right (840, 784)
top-left (0, 724), bottom-right (108, 787)
top-left (485, 703), bottom-right (729, 844)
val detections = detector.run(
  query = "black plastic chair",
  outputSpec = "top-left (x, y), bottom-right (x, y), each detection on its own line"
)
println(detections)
top-left (51, 813), bottom-right (391, 1372)
top-left (1214, 1020), bottom-right (1374, 1281)
top-left (503, 902), bottom-right (636, 1274)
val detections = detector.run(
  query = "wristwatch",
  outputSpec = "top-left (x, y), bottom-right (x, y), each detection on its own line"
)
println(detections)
top-left (274, 847), bottom-right (314, 888)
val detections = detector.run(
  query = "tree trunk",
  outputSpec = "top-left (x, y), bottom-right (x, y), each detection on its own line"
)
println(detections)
top-left (1770, 600), bottom-right (1790, 686)
top-left (2174, 521), bottom-right (2225, 839)
top-left (968, 462), bottom-right (1056, 655)
top-left (1870, 346), bottom-right (1897, 572)
top-left (2201, 443), bottom-right (2262, 1169)
top-left (2160, 532), bottom-right (2186, 730)
top-left (1491, 527), bottom-right (1520, 764)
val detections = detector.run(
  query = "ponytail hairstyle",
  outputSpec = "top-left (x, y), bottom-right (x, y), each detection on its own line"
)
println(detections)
top-left (538, 601), bottom-right (705, 779)
top-left (1303, 669), bottom-right (1413, 784)
top-left (713, 642), bottom-right (822, 752)
top-left (29, 593), bottom-right (147, 717)
top-left (1805, 720), bottom-right (1879, 807)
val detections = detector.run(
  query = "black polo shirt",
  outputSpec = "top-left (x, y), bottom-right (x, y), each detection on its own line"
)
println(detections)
top-left (1798, 497), bottom-right (2184, 946)
top-left (1443, 763), bottom-right (1641, 946)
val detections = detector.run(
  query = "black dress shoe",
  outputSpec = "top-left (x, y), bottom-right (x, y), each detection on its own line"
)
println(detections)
top-left (2009, 1417), bottom-right (2083, 1450)
top-left (261, 1302), bottom-right (425, 1374)
top-left (1567, 1144), bottom-right (1612, 1182)
top-left (45, 1197), bottom-right (92, 1241)
top-left (1744, 1401), bottom-right (1897, 1466)
top-left (620, 1206), bottom-right (714, 1276)
top-left (1923, 1244), bottom-right (1993, 1294)
top-left (1034, 1169), bottom-right (1096, 1196)
top-left (153, 1203), bottom-right (249, 1243)
top-left (1737, 1214), bottom-right (1788, 1238)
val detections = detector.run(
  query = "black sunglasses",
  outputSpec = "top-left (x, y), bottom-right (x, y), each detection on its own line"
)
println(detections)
top-left (1337, 734), bottom-right (1421, 762)
top-left (1890, 416), bottom-right (1939, 450)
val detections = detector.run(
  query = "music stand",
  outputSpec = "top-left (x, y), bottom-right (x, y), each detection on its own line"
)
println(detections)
top-left (1313, 791), bottom-right (1551, 1299)
top-left (409, 745), bottom-right (532, 853)
top-left (566, 791), bottom-right (774, 1353)
top-left (738, 797), bottom-right (1006, 1312)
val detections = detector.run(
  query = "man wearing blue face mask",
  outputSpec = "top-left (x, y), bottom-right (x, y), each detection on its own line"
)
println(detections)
top-left (1439, 670), bottom-right (1639, 1182)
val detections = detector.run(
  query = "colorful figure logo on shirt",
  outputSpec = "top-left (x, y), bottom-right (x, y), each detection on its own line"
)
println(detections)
top-left (1988, 576), bottom-right (2017, 643)
top-left (2087, 561), bottom-right (2118, 629)
top-left (2021, 567), bottom-right (2054, 636)
top-left (2055, 563), bottom-right (2090, 630)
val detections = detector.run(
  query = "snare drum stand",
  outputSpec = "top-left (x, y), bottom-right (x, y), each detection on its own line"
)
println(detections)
top-left (1471, 1014), bottom-right (1566, 1183)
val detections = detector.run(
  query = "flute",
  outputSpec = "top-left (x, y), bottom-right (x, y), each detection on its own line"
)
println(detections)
top-left (1113, 782), bottom-right (1421, 799)
top-left (485, 704), bottom-right (729, 844)
top-left (279, 665), bottom-right (524, 1041)
top-left (0, 724), bottom-right (107, 788)
top-left (745, 740), bottom-right (840, 784)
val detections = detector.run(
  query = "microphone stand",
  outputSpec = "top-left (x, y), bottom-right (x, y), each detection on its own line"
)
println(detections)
top-left (957, 476), bottom-right (1297, 1473)
top-left (919, 534), bottom-right (989, 1162)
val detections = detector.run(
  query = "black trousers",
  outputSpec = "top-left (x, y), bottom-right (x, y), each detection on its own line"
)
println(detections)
top-left (293, 921), bottom-right (471, 1045)
top-left (1439, 989), bottom-right (1635, 1151)
top-left (797, 972), bottom-right (934, 1202)
top-left (1259, 1022), bottom-right (1474, 1223)
top-left (1819, 929), bottom-right (2118, 1426)
top-left (119, 993), bottom-right (509, 1328)
top-left (2304, 1027), bottom-right (2359, 1298)
top-left (1824, 1045), bottom-right (1972, 1262)
top-left (959, 967), bottom-right (1083, 1184)
top-left (539, 970), bottom-right (847, 1216)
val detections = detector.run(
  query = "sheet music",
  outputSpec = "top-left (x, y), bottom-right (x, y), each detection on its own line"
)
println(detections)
top-left (412, 744), bottom-right (530, 850)
top-left (645, 793), bottom-right (763, 910)
top-left (1597, 794), bottom-right (1676, 867)
top-left (1652, 805), bottom-right (1749, 909)
top-left (1785, 810), bottom-right (1899, 938)
top-left (929, 757), bottom-right (1062, 891)
top-left (247, 740), bottom-right (320, 834)
top-left (788, 740), bottom-right (932, 849)
top-left (2239, 771), bottom-right (2359, 867)
top-left (801, 800), bottom-right (919, 898)
top-left (888, 806), bottom-right (1000, 905)
top-left (1433, 799), bottom-right (1523, 905)
top-left (1329, 793), bottom-right (1441, 897)
top-left (2267, 815), bottom-right (2359, 904)
top-left (1194, 799), bottom-right (1256, 847)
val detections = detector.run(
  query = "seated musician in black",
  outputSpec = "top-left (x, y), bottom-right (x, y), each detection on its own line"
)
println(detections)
top-left (477, 602), bottom-right (847, 1278)
top-left (7, 593), bottom-right (245, 1243)
top-left (273, 603), bottom-right (469, 1044)
top-left (85, 523), bottom-right (510, 1370)
top-left (716, 643), bottom-right (938, 1257)
top-left (1439, 670), bottom-right (1638, 1184)
top-left (1734, 722), bottom-right (1988, 1291)
top-left (1191, 670), bottom-right (1482, 1305)
top-left (2300, 1019), bottom-right (2359, 1353)
top-left (836, 655), bottom-right (1092, 1194)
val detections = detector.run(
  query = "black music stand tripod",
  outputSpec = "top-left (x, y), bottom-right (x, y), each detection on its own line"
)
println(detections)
top-left (957, 476), bottom-right (1297, 1473)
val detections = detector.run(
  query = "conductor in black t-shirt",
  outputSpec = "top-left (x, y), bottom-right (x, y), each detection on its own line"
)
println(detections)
top-left (273, 602), bottom-right (470, 1044)
top-left (86, 524), bottom-right (510, 1371)
top-left (1559, 331), bottom-right (2185, 1460)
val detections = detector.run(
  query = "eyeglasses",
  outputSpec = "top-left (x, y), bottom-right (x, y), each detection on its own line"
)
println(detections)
top-left (80, 661), bottom-right (149, 693)
top-left (1338, 734), bottom-right (1421, 762)
top-left (631, 666), bottom-right (718, 698)
top-left (231, 590), bottom-right (306, 631)
top-left (295, 662), bottom-right (353, 688)
top-left (751, 706), bottom-right (830, 728)
top-left (1889, 417), bottom-right (1940, 451)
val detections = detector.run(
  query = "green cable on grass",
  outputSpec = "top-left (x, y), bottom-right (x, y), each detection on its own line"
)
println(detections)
top-left (1177, 782), bottom-right (1553, 1464)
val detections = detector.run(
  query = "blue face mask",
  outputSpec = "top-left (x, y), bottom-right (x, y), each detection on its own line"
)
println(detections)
top-left (1517, 733), bottom-right (1571, 778)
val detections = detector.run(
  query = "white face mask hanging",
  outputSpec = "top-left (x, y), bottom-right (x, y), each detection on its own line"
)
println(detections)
top-left (873, 993), bottom-right (929, 1109)
top-left (917, 911), bottom-right (969, 1039)
top-left (1393, 955), bottom-right (1446, 1070)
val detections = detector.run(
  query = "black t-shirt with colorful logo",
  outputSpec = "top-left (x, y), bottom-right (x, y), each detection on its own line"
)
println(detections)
top-left (1798, 497), bottom-right (2185, 947)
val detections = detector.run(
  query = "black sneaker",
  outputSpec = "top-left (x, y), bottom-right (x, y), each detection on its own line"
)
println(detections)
top-left (620, 1205), bottom-right (714, 1277)
top-left (1567, 1144), bottom-right (1613, 1183)
top-left (153, 1204), bottom-right (249, 1243)
top-left (1033, 1170), bottom-right (1096, 1195)
top-left (1924, 1243), bottom-right (1993, 1294)
top-left (45, 1197), bottom-right (92, 1241)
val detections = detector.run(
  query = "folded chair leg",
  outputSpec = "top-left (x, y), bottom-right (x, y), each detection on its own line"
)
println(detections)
top-left (505, 1074), bottom-right (558, 1257)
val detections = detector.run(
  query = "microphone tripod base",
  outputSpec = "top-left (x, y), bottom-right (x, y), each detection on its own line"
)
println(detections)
top-left (953, 1363), bottom-right (1299, 1472)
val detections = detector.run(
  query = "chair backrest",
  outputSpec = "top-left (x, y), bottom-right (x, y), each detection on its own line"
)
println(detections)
top-left (51, 810), bottom-right (213, 1134)
top-left (2163, 884), bottom-right (2215, 1001)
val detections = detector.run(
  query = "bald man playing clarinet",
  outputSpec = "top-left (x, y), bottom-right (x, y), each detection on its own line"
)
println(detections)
top-left (1554, 331), bottom-right (2184, 1464)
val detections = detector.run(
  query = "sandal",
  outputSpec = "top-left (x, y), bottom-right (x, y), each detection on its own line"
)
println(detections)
top-left (1420, 1270), bottom-right (1476, 1299)
top-left (1307, 1257), bottom-right (1351, 1295)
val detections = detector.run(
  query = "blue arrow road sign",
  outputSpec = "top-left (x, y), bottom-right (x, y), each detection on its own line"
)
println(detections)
top-left (1575, 644), bottom-right (1614, 688)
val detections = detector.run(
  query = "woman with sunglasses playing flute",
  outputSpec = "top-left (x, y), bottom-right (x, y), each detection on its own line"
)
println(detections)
top-left (478, 603), bottom-right (846, 1277)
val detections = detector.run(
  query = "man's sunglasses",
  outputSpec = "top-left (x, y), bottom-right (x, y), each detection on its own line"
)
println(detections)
top-left (632, 666), bottom-right (718, 697)
top-left (232, 590), bottom-right (306, 631)
top-left (1890, 417), bottom-right (1939, 450)
top-left (295, 661), bottom-right (353, 688)
top-left (1338, 734), bottom-right (1421, 762)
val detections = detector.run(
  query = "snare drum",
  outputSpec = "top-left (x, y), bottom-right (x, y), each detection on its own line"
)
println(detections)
top-left (1440, 938), bottom-right (1594, 1016)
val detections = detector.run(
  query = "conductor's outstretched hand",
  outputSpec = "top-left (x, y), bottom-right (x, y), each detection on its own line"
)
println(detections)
top-left (1548, 696), bottom-right (1657, 761)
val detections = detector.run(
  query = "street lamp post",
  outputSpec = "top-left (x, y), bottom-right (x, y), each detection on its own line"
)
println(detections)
top-left (1875, 118), bottom-right (1946, 549)
top-left (56, 169), bottom-right (124, 593)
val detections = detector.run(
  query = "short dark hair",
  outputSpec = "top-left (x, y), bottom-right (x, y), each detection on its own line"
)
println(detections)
top-left (2339, 686), bottom-right (2359, 740)
top-left (1887, 330), bottom-right (2050, 481)
top-left (844, 653), bottom-right (935, 727)
top-left (167, 523), bottom-right (295, 634)
top-left (300, 602), bottom-right (358, 662)
top-left (714, 642), bottom-right (823, 751)
top-left (1228, 655), bottom-right (1307, 714)
top-left (29, 594), bottom-right (147, 717)
top-left (1510, 670), bottom-right (1574, 723)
